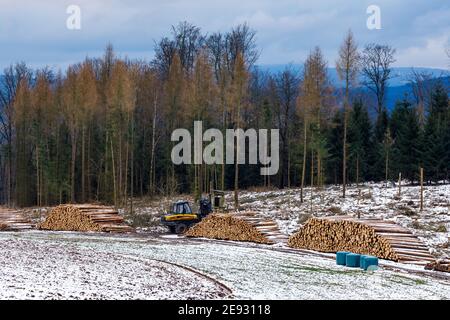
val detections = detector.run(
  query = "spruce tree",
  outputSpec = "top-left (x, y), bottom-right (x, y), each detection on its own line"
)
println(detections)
top-left (390, 99), bottom-right (421, 183)
top-left (370, 109), bottom-right (389, 181)
top-left (348, 100), bottom-right (371, 185)
top-left (327, 109), bottom-right (344, 185)
top-left (422, 84), bottom-right (449, 183)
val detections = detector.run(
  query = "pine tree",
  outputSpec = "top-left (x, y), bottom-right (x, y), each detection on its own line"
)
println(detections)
top-left (106, 60), bottom-right (135, 206)
top-left (348, 100), bottom-right (371, 185)
top-left (14, 79), bottom-right (35, 207)
top-left (390, 99), bottom-right (421, 183)
top-left (189, 50), bottom-right (218, 199)
top-left (163, 52), bottom-right (187, 195)
top-left (422, 84), bottom-right (449, 183)
top-left (62, 66), bottom-right (81, 203)
top-left (336, 29), bottom-right (360, 197)
top-left (230, 52), bottom-right (249, 210)
top-left (77, 61), bottom-right (98, 202)
top-left (371, 108), bottom-right (389, 180)
top-left (327, 109), bottom-right (344, 185)
top-left (298, 47), bottom-right (332, 192)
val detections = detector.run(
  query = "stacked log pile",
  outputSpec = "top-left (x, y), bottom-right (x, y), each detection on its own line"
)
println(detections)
top-left (288, 216), bottom-right (435, 264)
top-left (0, 208), bottom-right (34, 231)
top-left (233, 212), bottom-right (289, 244)
top-left (425, 261), bottom-right (450, 273)
top-left (185, 214), bottom-right (274, 244)
top-left (39, 204), bottom-right (133, 233)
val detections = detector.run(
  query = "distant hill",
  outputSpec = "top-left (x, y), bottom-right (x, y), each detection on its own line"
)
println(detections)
top-left (257, 64), bottom-right (448, 87)
top-left (257, 64), bottom-right (449, 111)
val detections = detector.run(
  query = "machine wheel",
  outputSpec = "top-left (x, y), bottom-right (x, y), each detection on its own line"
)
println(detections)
top-left (175, 223), bottom-right (189, 234)
top-left (168, 226), bottom-right (176, 234)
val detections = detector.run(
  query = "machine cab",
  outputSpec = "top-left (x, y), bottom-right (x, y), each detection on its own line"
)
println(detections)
top-left (172, 201), bottom-right (193, 215)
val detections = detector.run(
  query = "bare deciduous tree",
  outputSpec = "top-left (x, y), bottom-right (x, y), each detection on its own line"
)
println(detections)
top-left (361, 44), bottom-right (396, 114)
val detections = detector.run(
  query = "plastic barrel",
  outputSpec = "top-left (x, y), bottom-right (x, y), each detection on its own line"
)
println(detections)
top-left (336, 252), bottom-right (350, 266)
top-left (363, 256), bottom-right (379, 271)
top-left (346, 253), bottom-right (361, 268)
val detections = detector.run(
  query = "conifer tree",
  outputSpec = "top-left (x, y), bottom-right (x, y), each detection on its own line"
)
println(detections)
top-left (422, 84), bottom-right (449, 182)
top-left (336, 29), bottom-right (360, 197)
top-left (390, 99), bottom-right (421, 182)
top-left (348, 100), bottom-right (371, 185)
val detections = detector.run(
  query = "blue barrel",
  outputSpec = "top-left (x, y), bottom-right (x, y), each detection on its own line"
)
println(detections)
top-left (346, 253), bottom-right (361, 268)
top-left (363, 256), bottom-right (379, 271)
top-left (336, 252), bottom-right (350, 266)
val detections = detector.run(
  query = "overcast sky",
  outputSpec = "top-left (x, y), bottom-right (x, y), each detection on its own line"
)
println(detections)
top-left (0, 0), bottom-right (449, 71)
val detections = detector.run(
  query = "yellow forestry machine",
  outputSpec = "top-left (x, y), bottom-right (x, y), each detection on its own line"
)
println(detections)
top-left (160, 190), bottom-right (226, 234)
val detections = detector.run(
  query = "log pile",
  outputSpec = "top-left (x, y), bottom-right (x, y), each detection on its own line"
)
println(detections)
top-left (288, 216), bottom-right (435, 264)
top-left (39, 204), bottom-right (133, 233)
top-left (425, 261), bottom-right (450, 273)
top-left (185, 213), bottom-right (274, 244)
top-left (233, 212), bottom-right (289, 244)
top-left (0, 208), bottom-right (34, 231)
top-left (288, 217), bottom-right (398, 260)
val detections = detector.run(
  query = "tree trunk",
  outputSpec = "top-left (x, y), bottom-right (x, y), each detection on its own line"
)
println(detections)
top-left (130, 113), bottom-right (134, 215)
top-left (36, 144), bottom-right (40, 207)
top-left (81, 125), bottom-right (86, 203)
top-left (111, 137), bottom-right (117, 207)
top-left (300, 121), bottom-right (307, 203)
top-left (70, 128), bottom-right (77, 203)
top-left (343, 90), bottom-right (348, 198)
top-left (385, 150), bottom-right (389, 188)
top-left (234, 118), bottom-right (240, 211)
top-left (149, 96), bottom-right (157, 196)
top-left (356, 154), bottom-right (360, 188)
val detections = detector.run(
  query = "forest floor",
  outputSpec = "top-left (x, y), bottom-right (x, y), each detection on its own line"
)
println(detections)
top-left (120, 182), bottom-right (450, 259)
top-left (0, 231), bottom-right (449, 300)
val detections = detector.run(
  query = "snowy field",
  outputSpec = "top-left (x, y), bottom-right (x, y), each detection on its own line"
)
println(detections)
top-left (0, 231), bottom-right (449, 300)
top-left (0, 233), bottom-right (230, 300)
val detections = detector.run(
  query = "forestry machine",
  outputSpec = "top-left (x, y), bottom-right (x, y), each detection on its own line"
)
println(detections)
top-left (160, 198), bottom-right (212, 234)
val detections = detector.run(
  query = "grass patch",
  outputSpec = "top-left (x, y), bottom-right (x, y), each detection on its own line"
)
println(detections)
top-left (398, 206), bottom-right (418, 217)
top-left (328, 206), bottom-right (344, 215)
top-left (411, 220), bottom-right (423, 229)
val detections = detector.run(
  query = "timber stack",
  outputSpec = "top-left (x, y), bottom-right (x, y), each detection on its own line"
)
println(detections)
top-left (288, 216), bottom-right (435, 265)
top-left (39, 204), bottom-right (133, 233)
top-left (0, 208), bottom-right (34, 231)
top-left (232, 211), bottom-right (289, 244)
top-left (186, 213), bottom-right (275, 244)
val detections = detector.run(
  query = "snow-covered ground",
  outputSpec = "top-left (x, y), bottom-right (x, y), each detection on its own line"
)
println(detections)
top-left (114, 183), bottom-right (449, 259)
top-left (0, 231), bottom-right (449, 300)
top-left (0, 233), bottom-right (230, 300)
top-left (235, 183), bottom-right (450, 259)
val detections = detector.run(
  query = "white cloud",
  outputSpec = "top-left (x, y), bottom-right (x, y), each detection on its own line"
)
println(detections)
top-left (396, 35), bottom-right (450, 69)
